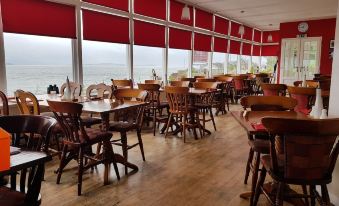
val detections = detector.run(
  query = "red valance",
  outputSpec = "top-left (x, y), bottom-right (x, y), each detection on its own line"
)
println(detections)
top-left (242, 43), bottom-right (252, 56)
top-left (194, 33), bottom-right (212, 52)
top-left (169, 0), bottom-right (193, 26)
top-left (195, 9), bottom-right (213, 30)
top-left (230, 22), bottom-right (242, 38)
top-left (253, 29), bottom-right (262, 43)
top-left (214, 37), bottom-right (228, 53)
top-left (134, 21), bottom-right (165, 47)
top-left (169, 28), bottom-right (192, 50)
top-left (83, 0), bottom-right (128, 11)
top-left (252, 45), bottom-right (261, 56)
top-left (214, 16), bottom-right (229, 35)
top-left (1, 0), bottom-right (76, 38)
top-left (82, 10), bottom-right (129, 44)
top-left (134, 0), bottom-right (166, 20)
top-left (243, 26), bottom-right (253, 41)
top-left (229, 40), bottom-right (241, 54)
top-left (261, 45), bottom-right (279, 56)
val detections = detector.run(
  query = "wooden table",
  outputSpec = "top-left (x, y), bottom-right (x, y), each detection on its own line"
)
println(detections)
top-left (0, 148), bottom-right (52, 203)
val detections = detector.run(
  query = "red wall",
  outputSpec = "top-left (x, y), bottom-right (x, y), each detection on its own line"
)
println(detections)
top-left (279, 18), bottom-right (336, 75)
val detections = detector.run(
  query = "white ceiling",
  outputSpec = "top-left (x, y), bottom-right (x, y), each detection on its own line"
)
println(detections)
top-left (185, 0), bottom-right (338, 30)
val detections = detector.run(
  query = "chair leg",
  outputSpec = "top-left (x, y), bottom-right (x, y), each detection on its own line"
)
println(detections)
top-left (253, 166), bottom-right (266, 206)
top-left (153, 108), bottom-right (156, 136)
top-left (120, 132), bottom-right (128, 175)
top-left (202, 109), bottom-right (206, 136)
top-left (183, 115), bottom-right (186, 143)
top-left (302, 185), bottom-right (310, 206)
top-left (250, 152), bottom-right (261, 206)
top-left (77, 148), bottom-right (84, 196)
top-left (164, 113), bottom-right (173, 138)
top-left (56, 144), bottom-right (68, 184)
top-left (244, 148), bottom-right (254, 184)
top-left (276, 182), bottom-right (284, 206)
top-left (137, 129), bottom-right (146, 161)
top-left (321, 185), bottom-right (331, 206)
top-left (310, 185), bottom-right (316, 206)
top-left (209, 107), bottom-right (217, 131)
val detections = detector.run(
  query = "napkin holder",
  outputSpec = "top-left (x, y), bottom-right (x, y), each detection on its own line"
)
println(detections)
top-left (0, 128), bottom-right (11, 171)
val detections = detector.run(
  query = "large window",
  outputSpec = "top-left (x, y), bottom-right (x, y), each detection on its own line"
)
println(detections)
top-left (192, 51), bottom-right (210, 77)
top-left (228, 54), bottom-right (238, 74)
top-left (212, 52), bottom-right (226, 75)
top-left (240, 55), bottom-right (250, 74)
top-left (168, 49), bottom-right (190, 81)
top-left (133, 45), bottom-right (164, 83)
top-left (4, 33), bottom-right (73, 95)
top-left (261, 56), bottom-right (278, 73)
top-left (82, 40), bottom-right (128, 86)
top-left (251, 56), bottom-right (260, 73)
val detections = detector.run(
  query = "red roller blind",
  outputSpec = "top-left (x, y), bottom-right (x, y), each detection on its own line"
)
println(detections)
top-left (1, 0), bottom-right (76, 38)
top-left (229, 40), bottom-right (241, 54)
top-left (263, 30), bottom-right (280, 43)
top-left (243, 26), bottom-right (253, 40)
top-left (230, 22), bottom-right (241, 38)
top-left (253, 29), bottom-right (262, 43)
top-left (252, 45), bottom-right (261, 56)
top-left (194, 33), bottom-right (211, 52)
top-left (134, 0), bottom-right (166, 20)
top-left (214, 16), bottom-right (229, 35)
top-left (195, 9), bottom-right (213, 30)
top-left (170, 0), bottom-right (193, 26)
top-left (134, 20), bottom-right (165, 47)
top-left (214, 37), bottom-right (228, 53)
top-left (83, 0), bottom-right (128, 11)
top-left (262, 45), bottom-right (279, 56)
top-left (169, 28), bottom-right (192, 50)
top-left (242, 43), bottom-right (252, 56)
top-left (83, 10), bottom-right (129, 44)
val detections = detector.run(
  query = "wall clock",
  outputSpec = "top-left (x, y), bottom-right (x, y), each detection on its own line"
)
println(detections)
top-left (298, 22), bottom-right (309, 33)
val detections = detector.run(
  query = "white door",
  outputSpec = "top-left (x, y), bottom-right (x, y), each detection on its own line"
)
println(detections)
top-left (280, 37), bottom-right (322, 85)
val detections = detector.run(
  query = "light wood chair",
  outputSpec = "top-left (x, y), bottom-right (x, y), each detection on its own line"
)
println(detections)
top-left (60, 81), bottom-right (82, 98)
top-left (15, 90), bottom-right (40, 115)
top-left (0, 91), bottom-right (9, 116)
top-left (233, 75), bottom-right (249, 102)
top-left (169, 81), bottom-right (190, 87)
top-left (111, 79), bottom-right (133, 89)
top-left (180, 78), bottom-right (196, 87)
top-left (86, 83), bottom-right (113, 100)
top-left (214, 76), bottom-right (234, 112)
top-left (260, 83), bottom-right (287, 96)
top-left (287, 86), bottom-right (316, 114)
top-left (144, 80), bottom-right (163, 86)
top-left (196, 78), bottom-right (216, 83)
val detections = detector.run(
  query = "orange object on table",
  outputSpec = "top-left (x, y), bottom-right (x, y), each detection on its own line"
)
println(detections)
top-left (0, 127), bottom-right (11, 171)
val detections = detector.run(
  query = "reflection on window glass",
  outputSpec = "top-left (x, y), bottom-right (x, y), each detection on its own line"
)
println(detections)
top-left (212, 52), bottom-right (225, 76)
top-left (192, 51), bottom-right (210, 77)
top-left (251, 56), bottom-right (260, 73)
top-left (228, 54), bottom-right (238, 74)
top-left (4, 33), bottom-right (73, 95)
top-left (240, 55), bottom-right (250, 74)
top-left (168, 49), bottom-right (189, 81)
top-left (83, 40), bottom-right (128, 87)
top-left (134, 45), bottom-right (163, 83)
top-left (261, 56), bottom-right (278, 74)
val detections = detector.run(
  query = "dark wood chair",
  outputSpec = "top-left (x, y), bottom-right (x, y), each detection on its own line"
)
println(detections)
top-left (196, 78), bottom-right (216, 83)
top-left (0, 115), bottom-right (56, 205)
top-left (253, 117), bottom-right (339, 206)
top-left (193, 82), bottom-right (218, 135)
top-left (253, 73), bottom-right (269, 94)
top-left (60, 81), bottom-right (82, 98)
top-left (170, 80), bottom-right (190, 87)
top-left (109, 89), bottom-right (148, 175)
top-left (261, 83), bottom-right (287, 96)
top-left (214, 76), bottom-right (234, 112)
top-left (164, 86), bottom-right (202, 143)
top-left (47, 100), bottom-right (119, 196)
top-left (138, 83), bottom-right (169, 136)
top-left (287, 86), bottom-right (316, 114)
top-left (144, 80), bottom-right (163, 86)
top-left (240, 96), bottom-right (297, 206)
top-left (0, 91), bottom-right (9, 116)
top-left (233, 75), bottom-right (249, 103)
top-left (111, 79), bottom-right (133, 89)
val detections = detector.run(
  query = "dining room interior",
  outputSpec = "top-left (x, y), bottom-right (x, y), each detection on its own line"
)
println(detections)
top-left (1, 0), bottom-right (339, 205)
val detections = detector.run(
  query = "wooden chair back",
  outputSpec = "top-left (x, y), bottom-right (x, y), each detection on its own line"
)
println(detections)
top-left (0, 91), bottom-right (9, 116)
top-left (306, 80), bottom-right (320, 88)
top-left (196, 78), bottom-right (216, 83)
top-left (193, 82), bottom-right (218, 105)
top-left (15, 90), bottom-right (40, 115)
top-left (86, 83), bottom-right (113, 99)
top-left (0, 115), bottom-right (56, 152)
top-left (165, 86), bottom-right (189, 114)
top-left (240, 96), bottom-right (297, 111)
top-left (261, 83), bottom-right (287, 96)
top-left (194, 75), bottom-right (205, 79)
top-left (111, 79), bottom-right (133, 89)
top-left (181, 77), bottom-right (196, 82)
top-left (214, 76), bottom-right (233, 83)
top-left (138, 83), bottom-right (161, 107)
top-left (47, 100), bottom-right (88, 144)
top-left (262, 117), bottom-right (339, 181)
top-left (233, 76), bottom-right (247, 90)
top-left (113, 89), bottom-right (148, 102)
top-left (144, 80), bottom-right (163, 86)
top-left (293, 81), bottom-right (302, 87)
top-left (60, 81), bottom-right (82, 97)
top-left (287, 86), bottom-right (316, 112)
top-left (193, 82), bottom-right (218, 90)
top-left (170, 81), bottom-right (190, 87)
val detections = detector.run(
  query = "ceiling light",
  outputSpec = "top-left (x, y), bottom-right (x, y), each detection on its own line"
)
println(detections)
top-left (238, 25), bottom-right (245, 36)
top-left (267, 34), bottom-right (273, 42)
top-left (181, 4), bottom-right (190, 21)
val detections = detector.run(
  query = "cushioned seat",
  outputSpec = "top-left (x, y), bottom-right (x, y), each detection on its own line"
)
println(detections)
top-left (248, 139), bottom-right (270, 154)
top-left (80, 128), bottom-right (112, 144)
top-left (109, 121), bottom-right (137, 132)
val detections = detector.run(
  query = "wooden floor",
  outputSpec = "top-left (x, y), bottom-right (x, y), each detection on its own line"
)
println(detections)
top-left (40, 105), bottom-right (296, 206)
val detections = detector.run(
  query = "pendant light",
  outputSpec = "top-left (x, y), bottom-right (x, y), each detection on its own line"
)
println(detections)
top-left (238, 25), bottom-right (245, 36)
top-left (267, 34), bottom-right (273, 42)
top-left (181, 4), bottom-right (190, 20)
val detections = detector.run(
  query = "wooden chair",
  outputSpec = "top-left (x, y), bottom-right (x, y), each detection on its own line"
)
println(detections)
top-left (194, 75), bottom-right (205, 79)
top-left (164, 86), bottom-right (202, 143)
top-left (144, 80), bottom-right (163, 86)
top-left (287, 86), bottom-right (316, 114)
top-left (260, 83), bottom-right (287, 96)
top-left (0, 90), bottom-right (9, 116)
top-left (0, 115), bottom-right (56, 205)
top-left (193, 82), bottom-right (218, 135)
top-left (240, 96), bottom-right (297, 206)
top-left (47, 100), bottom-right (119, 196)
top-left (233, 75), bottom-right (249, 102)
top-left (60, 81), bottom-right (82, 98)
top-left (196, 78), bottom-right (216, 83)
top-left (86, 83), bottom-right (113, 100)
top-left (111, 79), bottom-right (133, 89)
top-left (254, 118), bottom-right (339, 206)
top-left (109, 89), bottom-right (148, 174)
top-left (180, 78), bottom-right (196, 87)
top-left (293, 80), bottom-right (302, 87)
top-left (214, 76), bottom-right (234, 111)
top-left (138, 83), bottom-right (169, 136)
top-left (306, 80), bottom-right (320, 88)
top-left (170, 80), bottom-right (190, 87)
